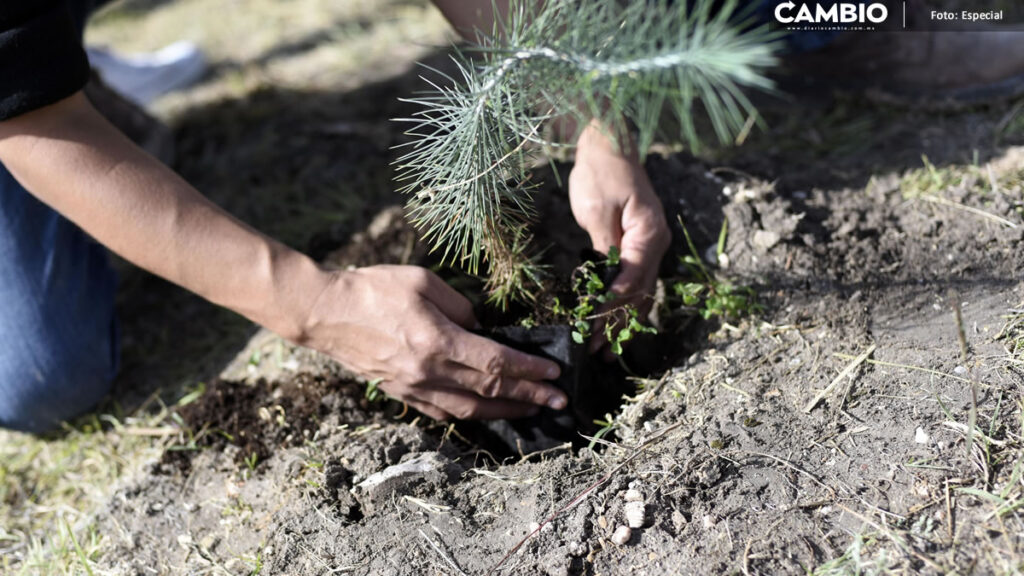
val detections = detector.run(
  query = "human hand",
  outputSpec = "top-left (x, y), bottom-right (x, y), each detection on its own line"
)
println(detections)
top-left (568, 122), bottom-right (670, 355)
top-left (299, 265), bottom-right (567, 420)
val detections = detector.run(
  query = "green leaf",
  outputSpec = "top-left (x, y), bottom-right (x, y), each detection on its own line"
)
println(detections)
top-left (365, 378), bottom-right (384, 403)
top-left (716, 217), bottom-right (729, 260)
top-left (606, 245), bottom-right (620, 266)
top-left (572, 331), bottom-right (585, 344)
top-left (610, 340), bottom-right (623, 356)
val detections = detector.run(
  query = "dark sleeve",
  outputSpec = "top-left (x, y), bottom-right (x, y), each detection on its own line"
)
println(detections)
top-left (0, 1), bottom-right (91, 121)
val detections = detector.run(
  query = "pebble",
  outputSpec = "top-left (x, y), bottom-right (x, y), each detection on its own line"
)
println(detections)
top-left (752, 230), bottom-right (781, 252)
top-left (597, 515), bottom-right (608, 530)
top-left (624, 501), bottom-right (646, 528)
top-left (610, 525), bottom-right (632, 545)
top-left (915, 427), bottom-right (930, 444)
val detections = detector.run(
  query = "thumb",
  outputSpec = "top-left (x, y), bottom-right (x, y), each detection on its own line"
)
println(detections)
top-left (421, 272), bottom-right (478, 330)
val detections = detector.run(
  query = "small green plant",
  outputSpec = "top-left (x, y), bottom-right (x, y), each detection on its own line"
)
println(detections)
top-left (673, 218), bottom-right (760, 320)
top-left (588, 414), bottom-right (618, 451)
top-left (364, 378), bottom-right (385, 403)
top-left (552, 247), bottom-right (655, 355)
top-left (246, 548), bottom-right (264, 576)
top-left (396, 0), bottom-right (778, 305)
top-left (244, 452), bottom-right (259, 474)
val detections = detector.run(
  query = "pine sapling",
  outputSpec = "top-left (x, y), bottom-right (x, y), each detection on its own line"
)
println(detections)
top-left (395, 0), bottom-right (779, 306)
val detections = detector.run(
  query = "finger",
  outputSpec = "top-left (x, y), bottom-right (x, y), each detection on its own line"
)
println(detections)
top-left (420, 386), bottom-right (543, 420)
top-left (420, 271), bottom-right (478, 329)
top-left (451, 332), bottom-right (561, 381)
top-left (612, 249), bottom-right (660, 324)
top-left (443, 363), bottom-right (567, 410)
top-left (614, 200), bottom-right (669, 299)
top-left (447, 333), bottom-right (567, 409)
top-left (404, 398), bottom-right (452, 421)
top-left (570, 195), bottom-right (623, 254)
top-left (583, 212), bottom-right (623, 256)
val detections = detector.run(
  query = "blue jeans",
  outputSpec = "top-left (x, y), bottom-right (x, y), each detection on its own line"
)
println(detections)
top-left (0, 167), bottom-right (119, 433)
top-left (0, 0), bottom-right (118, 434)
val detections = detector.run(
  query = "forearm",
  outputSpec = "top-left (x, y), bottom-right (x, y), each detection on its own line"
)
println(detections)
top-left (0, 93), bottom-right (327, 342)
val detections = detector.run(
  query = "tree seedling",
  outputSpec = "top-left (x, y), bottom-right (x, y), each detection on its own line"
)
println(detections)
top-left (396, 0), bottom-right (778, 306)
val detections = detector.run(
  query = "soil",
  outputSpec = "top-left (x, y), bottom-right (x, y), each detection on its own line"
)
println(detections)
top-left (91, 89), bottom-right (1024, 575)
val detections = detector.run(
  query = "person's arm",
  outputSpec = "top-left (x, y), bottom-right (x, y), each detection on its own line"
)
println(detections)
top-left (432, 0), bottom-right (672, 354)
top-left (0, 92), bottom-right (566, 419)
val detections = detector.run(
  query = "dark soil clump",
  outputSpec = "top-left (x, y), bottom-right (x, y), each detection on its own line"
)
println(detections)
top-left (161, 374), bottom-right (384, 474)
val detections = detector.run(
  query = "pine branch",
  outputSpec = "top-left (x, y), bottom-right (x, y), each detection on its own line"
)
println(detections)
top-left (394, 0), bottom-right (780, 305)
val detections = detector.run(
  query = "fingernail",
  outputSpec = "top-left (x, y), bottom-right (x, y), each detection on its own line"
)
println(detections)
top-left (546, 365), bottom-right (560, 380)
top-left (548, 395), bottom-right (567, 410)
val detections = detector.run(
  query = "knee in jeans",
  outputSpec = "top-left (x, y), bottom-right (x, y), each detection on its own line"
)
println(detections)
top-left (0, 327), bottom-right (116, 434)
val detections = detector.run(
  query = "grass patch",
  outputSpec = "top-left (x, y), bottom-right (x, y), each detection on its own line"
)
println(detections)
top-left (899, 155), bottom-right (1022, 228)
top-left (0, 408), bottom-right (170, 573)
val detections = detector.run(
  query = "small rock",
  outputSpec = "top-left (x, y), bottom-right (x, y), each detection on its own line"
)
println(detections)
top-left (610, 525), bottom-right (632, 545)
top-left (915, 427), bottom-right (930, 444)
top-left (352, 452), bottom-right (454, 515)
top-left (752, 230), bottom-right (781, 252)
top-left (528, 522), bottom-right (541, 533)
top-left (702, 515), bottom-right (717, 529)
top-left (624, 489), bottom-right (643, 502)
top-left (624, 501), bottom-right (645, 528)
top-left (953, 365), bottom-right (968, 375)
top-left (671, 509), bottom-right (687, 532)
top-left (597, 515), bottom-right (608, 530)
